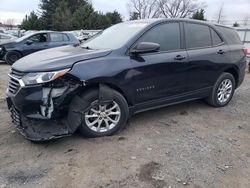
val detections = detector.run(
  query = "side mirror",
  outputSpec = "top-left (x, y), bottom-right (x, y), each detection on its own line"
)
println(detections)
top-left (130, 42), bottom-right (160, 55)
top-left (26, 40), bottom-right (33, 45)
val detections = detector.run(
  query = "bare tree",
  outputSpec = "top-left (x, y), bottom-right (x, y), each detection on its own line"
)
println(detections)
top-left (127, 0), bottom-right (161, 19)
top-left (4, 19), bottom-right (15, 29)
top-left (159, 0), bottom-right (203, 18)
top-left (216, 3), bottom-right (224, 24)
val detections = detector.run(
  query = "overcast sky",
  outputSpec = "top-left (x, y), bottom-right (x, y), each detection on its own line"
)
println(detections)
top-left (0, 0), bottom-right (249, 25)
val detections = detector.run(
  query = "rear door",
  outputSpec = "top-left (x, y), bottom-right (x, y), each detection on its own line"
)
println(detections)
top-left (184, 22), bottom-right (231, 92)
top-left (49, 33), bottom-right (70, 48)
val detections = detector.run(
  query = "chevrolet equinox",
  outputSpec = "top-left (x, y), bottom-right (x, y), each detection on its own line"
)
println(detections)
top-left (6, 19), bottom-right (247, 141)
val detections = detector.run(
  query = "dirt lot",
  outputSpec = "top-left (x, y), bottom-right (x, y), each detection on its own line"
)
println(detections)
top-left (0, 62), bottom-right (250, 188)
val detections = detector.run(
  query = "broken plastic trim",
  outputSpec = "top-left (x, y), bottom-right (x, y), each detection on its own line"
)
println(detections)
top-left (67, 84), bottom-right (116, 133)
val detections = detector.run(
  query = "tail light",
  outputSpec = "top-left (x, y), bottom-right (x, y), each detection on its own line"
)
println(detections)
top-left (242, 48), bottom-right (248, 57)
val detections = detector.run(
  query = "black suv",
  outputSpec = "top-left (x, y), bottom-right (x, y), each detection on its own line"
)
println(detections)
top-left (0, 31), bottom-right (79, 65)
top-left (6, 19), bottom-right (247, 141)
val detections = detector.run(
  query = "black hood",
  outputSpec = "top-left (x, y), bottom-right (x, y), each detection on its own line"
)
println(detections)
top-left (12, 45), bottom-right (112, 72)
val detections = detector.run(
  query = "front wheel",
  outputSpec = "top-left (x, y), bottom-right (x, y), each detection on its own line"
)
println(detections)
top-left (5, 51), bottom-right (22, 65)
top-left (78, 89), bottom-right (129, 138)
top-left (206, 73), bottom-right (235, 107)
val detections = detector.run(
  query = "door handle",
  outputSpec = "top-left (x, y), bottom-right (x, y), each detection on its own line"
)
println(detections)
top-left (217, 50), bottom-right (225, 54)
top-left (174, 55), bottom-right (186, 61)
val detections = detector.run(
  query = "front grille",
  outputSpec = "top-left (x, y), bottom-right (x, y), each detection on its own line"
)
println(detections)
top-left (8, 77), bottom-right (21, 94)
top-left (8, 69), bottom-right (25, 95)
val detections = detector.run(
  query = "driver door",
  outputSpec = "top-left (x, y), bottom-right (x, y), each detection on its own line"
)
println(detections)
top-left (22, 33), bottom-right (49, 55)
top-left (129, 22), bottom-right (189, 104)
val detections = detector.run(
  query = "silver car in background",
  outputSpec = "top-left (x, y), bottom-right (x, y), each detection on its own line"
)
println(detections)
top-left (0, 33), bottom-right (17, 44)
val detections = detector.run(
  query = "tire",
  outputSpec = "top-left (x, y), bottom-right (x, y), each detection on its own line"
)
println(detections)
top-left (78, 88), bottom-right (129, 138)
top-left (206, 72), bottom-right (235, 107)
top-left (5, 51), bottom-right (22, 65)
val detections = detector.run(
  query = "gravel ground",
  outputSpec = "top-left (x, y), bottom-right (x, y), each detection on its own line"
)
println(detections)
top-left (0, 62), bottom-right (250, 188)
top-left (0, 62), bottom-right (9, 99)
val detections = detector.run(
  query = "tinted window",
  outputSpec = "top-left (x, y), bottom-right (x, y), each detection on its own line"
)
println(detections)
top-left (28, 34), bottom-right (48, 43)
top-left (138, 22), bottom-right (181, 51)
top-left (216, 26), bottom-right (242, 45)
top-left (186, 23), bottom-right (212, 48)
top-left (210, 28), bottom-right (223, 45)
top-left (50, 33), bottom-right (69, 42)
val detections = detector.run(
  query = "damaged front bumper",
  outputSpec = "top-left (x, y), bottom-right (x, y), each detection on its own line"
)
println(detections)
top-left (6, 75), bottom-right (83, 141)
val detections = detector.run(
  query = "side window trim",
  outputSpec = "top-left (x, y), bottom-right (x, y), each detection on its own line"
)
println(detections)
top-left (209, 27), bottom-right (225, 47)
top-left (184, 22), bottom-right (212, 50)
top-left (184, 22), bottom-right (225, 51)
top-left (50, 33), bottom-right (69, 42)
top-left (27, 33), bottom-right (48, 43)
top-left (63, 34), bottom-right (70, 42)
top-left (128, 21), bottom-right (183, 55)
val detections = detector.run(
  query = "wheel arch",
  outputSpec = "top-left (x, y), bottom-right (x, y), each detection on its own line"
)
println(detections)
top-left (80, 82), bottom-right (132, 106)
top-left (223, 66), bottom-right (239, 87)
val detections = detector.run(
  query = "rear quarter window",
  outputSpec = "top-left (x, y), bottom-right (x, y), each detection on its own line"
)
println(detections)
top-left (50, 33), bottom-right (69, 42)
top-left (210, 28), bottom-right (223, 46)
top-left (216, 26), bottom-right (242, 45)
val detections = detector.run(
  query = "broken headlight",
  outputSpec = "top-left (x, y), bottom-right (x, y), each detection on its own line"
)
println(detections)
top-left (22, 69), bottom-right (70, 85)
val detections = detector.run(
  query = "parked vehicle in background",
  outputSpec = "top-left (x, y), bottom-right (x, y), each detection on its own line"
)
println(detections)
top-left (6, 19), bottom-right (247, 141)
top-left (236, 28), bottom-right (250, 71)
top-left (67, 30), bottom-right (102, 42)
top-left (5, 30), bottom-right (21, 38)
top-left (0, 31), bottom-right (79, 65)
top-left (0, 33), bottom-right (17, 44)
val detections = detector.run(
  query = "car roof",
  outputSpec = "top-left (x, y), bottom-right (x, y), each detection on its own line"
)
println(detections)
top-left (126, 18), bottom-right (234, 30)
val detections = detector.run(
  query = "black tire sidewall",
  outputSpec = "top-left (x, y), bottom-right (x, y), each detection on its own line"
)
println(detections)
top-left (5, 51), bottom-right (21, 65)
top-left (78, 89), bottom-right (129, 138)
top-left (212, 73), bottom-right (235, 107)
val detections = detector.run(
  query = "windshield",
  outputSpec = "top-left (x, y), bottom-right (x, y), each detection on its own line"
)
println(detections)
top-left (81, 22), bottom-right (149, 50)
top-left (15, 33), bottom-right (35, 42)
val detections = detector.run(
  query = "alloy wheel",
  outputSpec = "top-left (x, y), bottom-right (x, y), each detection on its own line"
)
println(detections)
top-left (84, 101), bottom-right (121, 133)
top-left (217, 79), bottom-right (233, 103)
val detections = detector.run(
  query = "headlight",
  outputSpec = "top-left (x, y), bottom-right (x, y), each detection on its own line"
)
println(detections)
top-left (0, 47), bottom-right (2, 51)
top-left (22, 68), bottom-right (70, 85)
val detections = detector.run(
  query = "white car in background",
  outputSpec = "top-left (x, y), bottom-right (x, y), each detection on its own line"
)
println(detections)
top-left (0, 33), bottom-right (17, 44)
top-left (237, 28), bottom-right (250, 71)
top-left (237, 28), bottom-right (250, 56)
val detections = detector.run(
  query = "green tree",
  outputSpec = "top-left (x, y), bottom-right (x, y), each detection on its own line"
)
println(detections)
top-left (73, 5), bottom-right (119, 30)
top-left (233, 22), bottom-right (240, 27)
top-left (20, 11), bottom-right (43, 30)
top-left (72, 4), bottom-right (96, 29)
top-left (52, 0), bottom-right (73, 31)
top-left (105, 11), bottom-right (122, 25)
top-left (39, 0), bottom-right (89, 29)
top-left (129, 12), bottom-right (140, 20)
top-left (192, 9), bottom-right (206, 21)
top-left (22, 0), bottom-right (123, 31)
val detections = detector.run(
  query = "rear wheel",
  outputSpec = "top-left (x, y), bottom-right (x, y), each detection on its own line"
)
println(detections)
top-left (206, 72), bottom-right (235, 107)
top-left (78, 89), bottom-right (129, 138)
top-left (5, 51), bottom-right (22, 65)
